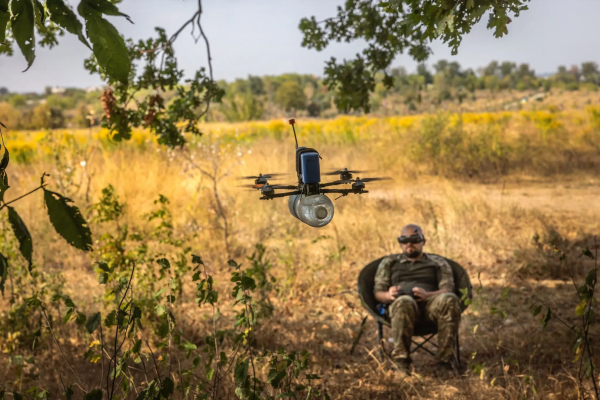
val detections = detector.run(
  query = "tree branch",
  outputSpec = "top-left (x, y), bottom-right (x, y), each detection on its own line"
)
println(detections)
top-left (0, 185), bottom-right (46, 210)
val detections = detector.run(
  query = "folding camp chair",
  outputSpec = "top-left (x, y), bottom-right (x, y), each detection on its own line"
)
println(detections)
top-left (357, 255), bottom-right (473, 367)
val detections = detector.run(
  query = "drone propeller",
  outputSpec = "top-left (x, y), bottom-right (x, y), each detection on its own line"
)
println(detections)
top-left (238, 173), bottom-right (287, 180)
top-left (354, 177), bottom-right (391, 183)
top-left (237, 184), bottom-right (267, 189)
top-left (323, 168), bottom-right (370, 176)
top-left (237, 183), bottom-right (298, 190)
top-left (320, 176), bottom-right (391, 187)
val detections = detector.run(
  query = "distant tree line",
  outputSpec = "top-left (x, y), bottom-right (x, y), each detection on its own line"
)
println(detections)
top-left (1, 60), bottom-right (599, 130)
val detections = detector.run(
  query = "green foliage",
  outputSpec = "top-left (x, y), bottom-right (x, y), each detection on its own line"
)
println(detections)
top-left (46, 0), bottom-right (90, 49)
top-left (7, 206), bottom-right (32, 271)
top-left (275, 81), bottom-right (307, 112)
top-left (530, 243), bottom-right (599, 397)
top-left (78, 0), bottom-right (130, 84)
top-left (300, 0), bottom-right (530, 112)
top-left (0, 0), bottom-right (10, 43)
top-left (0, 251), bottom-right (8, 295)
top-left (43, 189), bottom-right (93, 251)
top-left (10, 0), bottom-right (36, 70)
top-left (90, 184), bottom-right (124, 223)
top-left (221, 91), bottom-right (264, 122)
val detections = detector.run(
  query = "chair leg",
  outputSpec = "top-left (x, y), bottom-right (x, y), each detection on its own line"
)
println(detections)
top-left (377, 322), bottom-right (384, 362)
top-left (410, 334), bottom-right (438, 357)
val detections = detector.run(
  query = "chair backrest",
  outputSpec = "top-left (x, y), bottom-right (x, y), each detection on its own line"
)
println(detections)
top-left (357, 254), bottom-right (473, 328)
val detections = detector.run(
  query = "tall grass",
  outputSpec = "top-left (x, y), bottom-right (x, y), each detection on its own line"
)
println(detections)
top-left (4, 107), bottom-right (600, 179)
top-left (1, 108), bottom-right (599, 398)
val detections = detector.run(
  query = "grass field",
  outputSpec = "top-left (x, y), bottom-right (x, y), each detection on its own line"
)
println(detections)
top-left (1, 109), bottom-right (599, 399)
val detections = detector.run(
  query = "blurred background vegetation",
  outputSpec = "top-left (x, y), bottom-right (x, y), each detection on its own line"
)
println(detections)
top-left (2, 59), bottom-right (600, 130)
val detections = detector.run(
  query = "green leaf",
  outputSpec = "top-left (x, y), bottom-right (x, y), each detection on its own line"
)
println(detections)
top-left (10, 0), bottom-right (36, 71)
top-left (206, 367), bottom-right (215, 380)
top-left (160, 377), bottom-right (174, 398)
top-left (157, 258), bottom-right (170, 270)
top-left (63, 308), bottom-right (74, 324)
top-left (575, 300), bottom-right (587, 317)
top-left (78, 2), bottom-right (131, 84)
top-left (7, 206), bottom-right (33, 271)
top-left (155, 304), bottom-right (167, 317)
top-left (192, 254), bottom-right (204, 265)
top-left (75, 312), bottom-right (87, 326)
top-left (541, 308), bottom-right (552, 329)
top-left (12, 391), bottom-right (22, 400)
top-left (585, 269), bottom-right (597, 287)
top-left (132, 339), bottom-right (142, 353)
top-left (268, 369), bottom-right (286, 388)
top-left (241, 276), bottom-right (256, 290)
top-left (79, 0), bottom-right (132, 21)
top-left (234, 359), bottom-right (249, 386)
top-left (47, 0), bottom-right (91, 49)
top-left (98, 272), bottom-right (108, 284)
top-left (104, 310), bottom-right (116, 327)
top-left (0, 0), bottom-right (10, 43)
top-left (0, 252), bottom-right (8, 296)
top-left (44, 189), bottom-right (93, 251)
top-left (34, 0), bottom-right (44, 24)
top-left (581, 248), bottom-right (595, 260)
top-left (86, 311), bottom-right (101, 334)
top-left (0, 145), bottom-right (8, 171)
top-left (82, 389), bottom-right (102, 400)
top-left (192, 356), bottom-right (201, 368)
top-left (97, 261), bottom-right (110, 272)
top-left (532, 305), bottom-right (542, 316)
top-left (64, 386), bottom-right (74, 400)
top-left (0, 170), bottom-right (9, 203)
top-left (132, 306), bottom-right (142, 319)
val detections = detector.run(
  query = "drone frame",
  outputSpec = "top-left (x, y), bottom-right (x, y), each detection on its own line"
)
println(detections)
top-left (254, 119), bottom-right (379, 201)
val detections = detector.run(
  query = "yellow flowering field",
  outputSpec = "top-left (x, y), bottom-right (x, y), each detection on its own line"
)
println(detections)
top-left (2, 107), bottom-right (600, 178)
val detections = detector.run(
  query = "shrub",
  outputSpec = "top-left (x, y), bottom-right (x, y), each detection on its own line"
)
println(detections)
top-left (275, 81), bottom-right (307, 112)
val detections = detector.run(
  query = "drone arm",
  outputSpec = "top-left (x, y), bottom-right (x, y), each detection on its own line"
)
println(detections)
top-left (269, 185), bottom-right (300, 190)
top-left (319, 180), bottom-right (351, 188)
top-left (320, 189), bottom-right (369, 194)
top-left (259, 190), bottom-right (302, 200)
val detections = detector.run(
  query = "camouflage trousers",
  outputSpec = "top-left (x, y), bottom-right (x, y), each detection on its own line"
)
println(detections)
top-left (388, 292), bottom-right (461, 363)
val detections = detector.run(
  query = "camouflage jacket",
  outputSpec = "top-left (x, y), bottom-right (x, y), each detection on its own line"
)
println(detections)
top-left (373, 253), bottom-right (455, 294)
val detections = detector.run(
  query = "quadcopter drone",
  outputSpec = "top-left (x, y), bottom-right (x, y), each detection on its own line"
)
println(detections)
top-left (240, 119), bottom-right (390, 227)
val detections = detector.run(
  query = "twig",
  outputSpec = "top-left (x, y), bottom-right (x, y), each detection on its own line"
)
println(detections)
top-left (40, 307), bottom-right (88, 393)
top-left (108, 263), bottom-right (136, 400)
top-left (99, 324), bottom-right (106, 389)
top-left (143, 333), bottom-right (162, 380)
top-left (349, 316), bottom-right (368, 355)
top-left (0, 184), bottom-right (46, 210)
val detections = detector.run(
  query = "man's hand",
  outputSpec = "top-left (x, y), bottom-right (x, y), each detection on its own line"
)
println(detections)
top-left (388, 285), bottom-right (401, 302)
top-left (412, 287), bottom-right (430, 302)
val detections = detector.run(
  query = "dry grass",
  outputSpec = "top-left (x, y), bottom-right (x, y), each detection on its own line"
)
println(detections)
top-left (1, 110), bottom-right (599, 399)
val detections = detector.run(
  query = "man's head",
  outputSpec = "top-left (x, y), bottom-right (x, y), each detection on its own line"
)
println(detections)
top-left (398, 224), bottom-right (426, 259)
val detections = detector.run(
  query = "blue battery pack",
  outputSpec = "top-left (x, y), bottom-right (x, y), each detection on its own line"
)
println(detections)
top-left (300, 152), bottom-right (321, 184)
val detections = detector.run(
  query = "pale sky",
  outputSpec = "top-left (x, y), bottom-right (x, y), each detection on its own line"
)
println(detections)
top-left (1, 0), bottom-right (599, 93)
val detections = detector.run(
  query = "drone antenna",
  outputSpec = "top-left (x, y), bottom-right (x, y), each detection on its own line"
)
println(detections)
top-left (288, 119), bottom-right (298, 149)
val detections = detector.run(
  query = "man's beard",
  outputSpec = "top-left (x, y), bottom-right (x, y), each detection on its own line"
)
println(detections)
top-left (405, 249), bottom-right (422, 258)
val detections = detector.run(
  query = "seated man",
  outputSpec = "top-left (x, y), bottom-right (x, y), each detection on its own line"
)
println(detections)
top-left (374, 224), bottom-right (461, 373)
